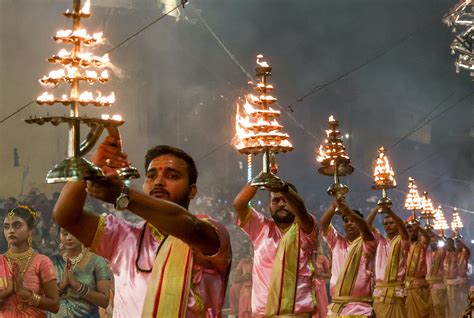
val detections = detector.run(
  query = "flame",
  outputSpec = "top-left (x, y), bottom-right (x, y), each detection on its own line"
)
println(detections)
top-left (85, 70), bottom-right (98, 78)
top-left (56, 29), bottom-right (72, 37)
top-left (37, 92), bottom-right (55, 102)
top-left (81, 0), bottom-right (91, 14)
top-left (112, 114), bottom-right (122, 121)
top-left (100, 70), bottom-right (109, 79)
top-left (256, 54), bottom-right (269, 68)
top-left (373, 147), bottom-right (396, 187)
top-left (421, 192), bottom-right (434, 216)
top-left (433, 206), bottom-right (449, 230)
top-left (404, 177), bottom-right (422, 211)
top-left (451, 207), bottom-right (463, 230)
top-left (101, 114), bottom-right (111, 120)
top-left (328, 115), bottom-right (336, 122)
top-left (58, 49), bottom-right (69, 58)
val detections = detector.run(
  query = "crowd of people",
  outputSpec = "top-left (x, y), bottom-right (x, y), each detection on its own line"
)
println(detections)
top-left (0, 137), bottom-right (472, 318)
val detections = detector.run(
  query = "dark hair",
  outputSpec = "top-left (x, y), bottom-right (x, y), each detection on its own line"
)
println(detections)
top-left (5, 205), bottom-right (37, 230)
top-left (286, 182), bottom-right (298, 193)
top-left (145, 145), bottom-right (198, 185)
top-left (342, 209), bottom-right (364, 222)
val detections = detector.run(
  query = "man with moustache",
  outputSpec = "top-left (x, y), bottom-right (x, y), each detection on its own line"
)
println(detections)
top-left (366, 204), bottom-right (409, 317)
top-left (53, 136), bottom-right (231, 318)
top-left (233, 182), bottom-right (318, 317)
top-left (404, 219), bottom-right (432, 318)
top-left (320, 202), bottom-right (376, 317)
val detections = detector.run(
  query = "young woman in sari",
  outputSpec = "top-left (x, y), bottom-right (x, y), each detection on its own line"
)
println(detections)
top-left (0, 205), bottom-right (59, 317)
top-left (49, 228), bottom-right (110, 318)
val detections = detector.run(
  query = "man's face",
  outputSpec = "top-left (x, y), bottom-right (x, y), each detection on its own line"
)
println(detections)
top-left (143, 154), bottom-right (196, 208)
top-left (342, 216), bottom-right (360, 239)
top-left (406, 224), bottom-right (419, 242)
top-left (269, 193), bottom-right (295, 224)
top-left (383, 216), bottom-right (398, 237)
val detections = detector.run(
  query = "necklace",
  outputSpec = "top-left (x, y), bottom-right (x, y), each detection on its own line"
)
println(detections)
top-left (5, 248), bottom-right (33, 275)
top-left (62, 247), bottom-right (85, 268)
top-left (6, 248), bottom-right (33, 261)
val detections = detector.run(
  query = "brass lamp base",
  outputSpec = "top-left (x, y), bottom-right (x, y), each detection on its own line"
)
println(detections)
top-left (250, 171), bottom-right (284, 190)
top-left (318, 164), bottom-right (354, 177)
top-left (46, 157), bottom-right (104, 184)
top-left (327, 182), bottom-right (349, 197)
top-left (116, 166), bottom-right (141, 180)
top-left (377, 196), bottom-right (393, 213)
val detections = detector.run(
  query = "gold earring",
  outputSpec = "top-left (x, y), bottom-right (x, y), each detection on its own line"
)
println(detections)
top-left (28, 235), bottom-right (32, 247)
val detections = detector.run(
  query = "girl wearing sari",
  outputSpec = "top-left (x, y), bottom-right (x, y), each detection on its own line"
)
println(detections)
top-left (0, 205), bottom-right (59, 317)
top-left (49, 228), bottom-right (110, 318)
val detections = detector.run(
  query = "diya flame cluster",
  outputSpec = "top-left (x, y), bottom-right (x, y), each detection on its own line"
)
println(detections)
top-left (234, 55), bottom-right (292, 154)
top-left (373, 147), bottom-right (396, 188)
top-left (420, 192), bottom-right (435, 219)
top-left (451, 207), bottom-right (464, 232)
top-left (404, 177), bottom-right (422, 211)
top-left (433, 205), bottom-right (449, 232)
top-left (316, 115), bottom-right (350, 166)
top-left (36, 0), bottom-right (115, 109)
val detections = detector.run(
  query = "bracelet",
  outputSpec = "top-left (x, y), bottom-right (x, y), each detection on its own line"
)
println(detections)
top-left (75, 283), bottom-right (89, 297)
top-left (27, 292), bottom-right (41, 307)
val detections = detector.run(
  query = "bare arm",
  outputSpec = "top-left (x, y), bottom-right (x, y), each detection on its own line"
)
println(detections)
top-left (417, 224), bottom-right (431, 244)
top-left (366, 206), bottom-right (379, 231)
top-left (279, 185), bottom-right (315, 234)
top-left (0, 280), bottom-right (13, 300)
top-left (53, 182), bottom-right (99, 247)
top-left (78, 280), bottom-right (110, 309)
top-left (127, 187), bottom-right (220, 256)
top-left (38, 280), bottom-right (60, 313)
top-left (53, 135), bottom-right (126, 248)
top-left (320, 202), bottom-right (337, 234)
top-left (233, 184), bottom-right (257, 223)
top-left (339, 204), bottom-right (374, 241)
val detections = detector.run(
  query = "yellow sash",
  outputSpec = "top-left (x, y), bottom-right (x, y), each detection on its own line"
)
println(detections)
top-left (406, 240), bottom-right (422, 278)
top-left (376, 235), bottom-right (402, 303)
top-left (328, 237), bottom-right (364, 314)
top-left (427, 250), bottom-right (443, 279)
top-left (265, 223), bottom-right (300, 315)
top-left (142, 235), bottom-right (193, 318)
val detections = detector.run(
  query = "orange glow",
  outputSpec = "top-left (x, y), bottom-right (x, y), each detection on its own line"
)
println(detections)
top-left (433, 206), bottom-right (449, 230)
top-left (373, 147), bottom-right (396, 187)
top-left (404, 177), bottom-right (422, 211)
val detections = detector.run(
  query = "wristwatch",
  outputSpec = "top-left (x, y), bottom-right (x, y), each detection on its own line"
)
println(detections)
top-left (115, 185), bottom-right (130, 210)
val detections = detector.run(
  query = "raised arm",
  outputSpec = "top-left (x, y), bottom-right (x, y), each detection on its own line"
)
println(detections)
top-left (279, 184), bottom-right (315, 234)
top-left (86, 168), bottom-right (221, 256)
top-left (320, 201), bottom-right (337, 234)
top-left (53, 135), bottom-right (126, 247)
top-left (339, 204), bottom-right (374, 241)
top-left (233, 184), bottom-right (258, 224)
top-left (417, 223), bottom-right (431, 244)
top-left (366, 206), bottom-right (379, 231)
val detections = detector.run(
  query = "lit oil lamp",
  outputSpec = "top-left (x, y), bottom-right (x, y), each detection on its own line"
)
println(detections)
top-left (316, 115), bottom-right (354, 214)
top-left (433, 205), bottom-right (449, 237)
top-left (25, 0), bottom-right (138, 183)
top-left (234, 54), bottom-right (293, 189)
top-left (372, 147), bottom-right (397, 212)
top-left (420, 191), bottom-right (435, 229)
top-left (403, 177), bottom-right (422, 223)
top-left (451, 207), bottom-right (464, 238)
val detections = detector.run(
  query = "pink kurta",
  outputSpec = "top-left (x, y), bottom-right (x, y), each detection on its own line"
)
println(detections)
top-left (312, 254), bottom-right (331, 318)
top-left (238, 208), bottom-right (318, 316)
top-left (0, 254), bottom-right (56, 318)
top-left (323, 224), bottom-right (376, 316)
top-left (372, 231), bottom-right (409, 298)
top-left (91, 213), bottom-right (231, 318)
top-left (426, 248), bottom-right (446, 289)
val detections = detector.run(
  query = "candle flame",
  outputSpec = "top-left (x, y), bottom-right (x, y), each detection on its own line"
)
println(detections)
top-left (373, 147), bottom-right (396, 187)
top-left (81, 0), bottom-right (91, 14)
top-left (256, 54), bottom-right (270, 68)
